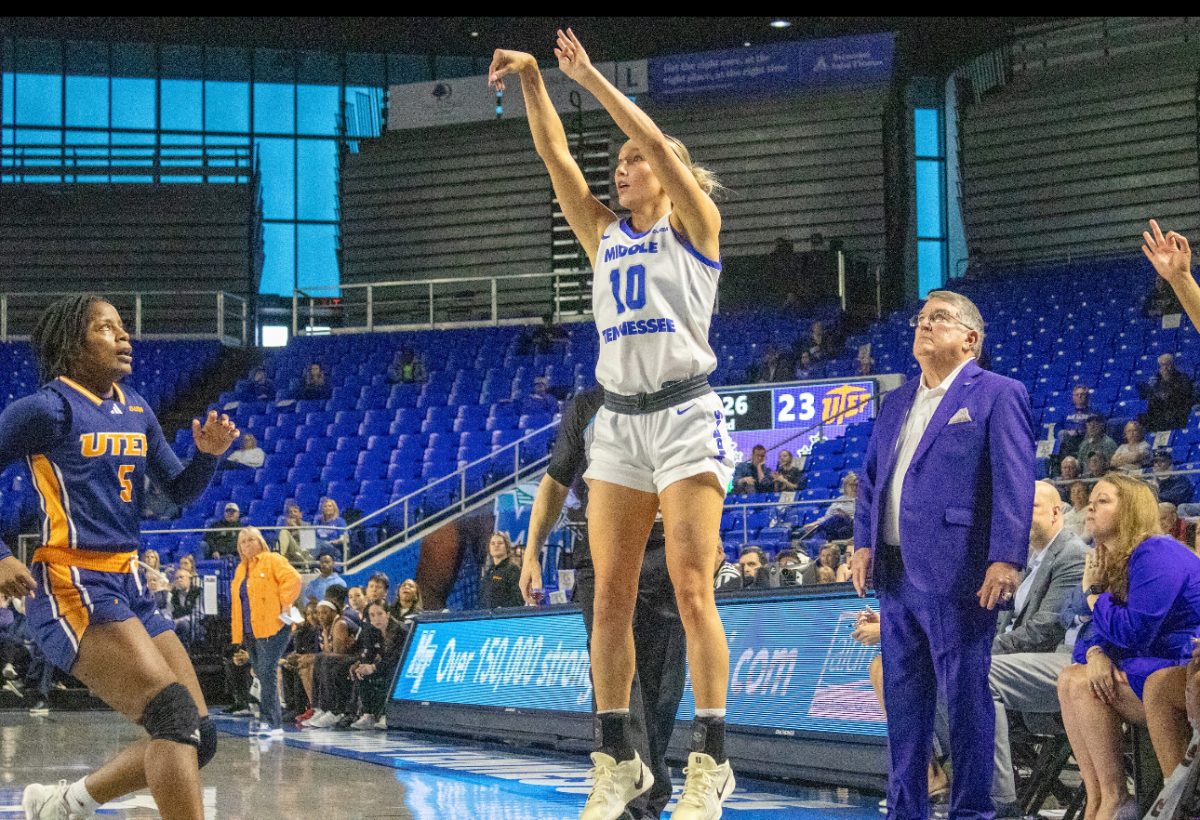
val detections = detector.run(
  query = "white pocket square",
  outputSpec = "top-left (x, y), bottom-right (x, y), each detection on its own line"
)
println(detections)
top-left (948, 408), bottom-right (973, 425)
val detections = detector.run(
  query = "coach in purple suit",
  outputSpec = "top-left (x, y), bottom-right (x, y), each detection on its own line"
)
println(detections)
top-left (851, 290), bottom-right (1036, 820)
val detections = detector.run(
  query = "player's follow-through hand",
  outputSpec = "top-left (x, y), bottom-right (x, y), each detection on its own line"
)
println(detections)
top-left (193, 410), bottom-right (239, 456)
top-left (1142, 218), bottom-right (1193, 284)
top-left (488, 50), bottom-right (536, 92)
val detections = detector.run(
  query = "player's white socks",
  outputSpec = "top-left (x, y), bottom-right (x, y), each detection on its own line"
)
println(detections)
top-left (66, 778), bottom-right (100, 815)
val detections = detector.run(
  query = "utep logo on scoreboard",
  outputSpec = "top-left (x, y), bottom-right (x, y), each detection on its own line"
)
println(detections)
top-left (820, 384), bottom-right (871, 426)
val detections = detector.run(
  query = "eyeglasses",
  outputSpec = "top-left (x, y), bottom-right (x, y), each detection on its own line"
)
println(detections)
top-left (909, 309), bottom-right (975, 332)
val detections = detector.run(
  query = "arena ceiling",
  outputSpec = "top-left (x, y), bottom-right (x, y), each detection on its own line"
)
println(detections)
top-left (3, 17), bottom-right (1058, 74)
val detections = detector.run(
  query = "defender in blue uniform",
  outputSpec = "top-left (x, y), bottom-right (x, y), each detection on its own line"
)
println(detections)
top-left (0, 295), bottom-right (238, 820)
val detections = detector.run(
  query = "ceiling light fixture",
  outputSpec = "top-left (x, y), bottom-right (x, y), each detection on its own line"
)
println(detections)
top-left (769, 19), bottom-right (791, 29)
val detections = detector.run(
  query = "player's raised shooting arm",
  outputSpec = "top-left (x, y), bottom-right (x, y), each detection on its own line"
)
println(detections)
top-left (490, 49), bottom-right (614, 266)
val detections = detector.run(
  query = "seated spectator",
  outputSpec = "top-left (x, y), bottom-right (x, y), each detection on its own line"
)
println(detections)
top-left (348, 600), bottom-right (407, 730)
top-left (749, 345), bottom-right (791, 384)
top-left (223, 433), bottom-right (265, 470)
top-left (204, 502), bottom-right (243, 558)
top-left (1110, 420), bottom-right (1150, 472)
top-left (1160, 502), bottom-right (1193, 545)
top-left (302, 592), bottom-right (362, 728)
top-left (1085, 451), bottom-right (1111, 480)
top-left (793, 351), bottom-right (818, 381)
top-left (816, 544), bottom-right (850, 583)
top-left (140, 548), bottom-right (170, 606)
top-left (521, 377), bottom-right (560, 416)
top-left (386, 348), bottom-right (427, 385)
top-left (771, 450), bottom-right (806, 493)
top-left (511, 544), bottom-right (524, 568)
top-left (313, 498), bottom-right (348, 560)
top-left (365, 572), bottom-right (390, 606)
top-left (276, 502), bottom-right (313, 565)
top-left (532, 313), bottom-right (569, 354)
top-left (389, 578), bottom-right (424, 633)
top-left (733, 445), bottom-right (774, 495)
top-left (288, 601), bottom-right (335, 725)
top-left (1140, 353), bottom-right (1195, 432)
top-left (1152, 449), bottom-right (1195, 507)
top-left (800, 472), bottom-right (858, 545)
top-left (1057, 473), bottom-right (1200, 818)
top-left (296, 362), bottom-right (331, 401)
top-left (240, 367), bottom-right (276, 402)
top-left (798, 320), bottom-right (836, 362)
top-left (775, 550), bottom-right (807, 587)
top-left (1144, 275), bottom-right (1184, 318)
top-left (736, 545), bottom-right (767, 588)
top-left (1062, 480), bottom-right (1090, 539)
top-left (714, 543), bottom-right (741, 591)
top-left (1076, 414), bottom-right (1117, 474)
top-left (1058, 455), bottom-right (1082, 483)
top-left (856, 355), bottom-right (875, 377)
top-left (346, 586), bottom-right (368, 623)
top-left (141, 475), bottom-right (180, 521)
top-left (0, 593), bottom-right (31, 700)
top-left (815, 565), bottom-right (836, 584)
top-left (482, 532), bottom-right (523, 608)
top-left (169, 566), bottom-right (202, 644)
top-left (988, 481), bottom-right (1088, 813)
top-left (304, 554), bottom-right (344, 605)
top-left (281, 602), bottom-right (322, 723)
top-left (1057, 384), bottom-right (1093, 459)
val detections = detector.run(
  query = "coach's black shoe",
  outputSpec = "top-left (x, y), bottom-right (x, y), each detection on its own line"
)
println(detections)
top-left (335, 714), bottom-right (355, 729)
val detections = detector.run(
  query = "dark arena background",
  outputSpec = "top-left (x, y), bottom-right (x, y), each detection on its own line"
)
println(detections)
top-left (0, 15), bottom-right (1198, 820)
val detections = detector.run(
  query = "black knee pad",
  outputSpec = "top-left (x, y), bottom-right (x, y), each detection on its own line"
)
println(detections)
top-left (197, 716), bottom-right (217, 768)
top-left (141, 682), bottom-right (201, 748)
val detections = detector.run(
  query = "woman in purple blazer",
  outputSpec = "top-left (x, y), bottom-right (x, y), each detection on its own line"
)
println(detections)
top-left (1058, 472), bottom-right (1200, 820)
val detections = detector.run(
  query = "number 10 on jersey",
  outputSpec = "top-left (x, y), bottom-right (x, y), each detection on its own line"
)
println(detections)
top-left (609, 264), bottom-right (647, 315)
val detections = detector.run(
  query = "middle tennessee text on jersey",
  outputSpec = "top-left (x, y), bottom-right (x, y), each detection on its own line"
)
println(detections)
top-left (601, 318), bottom-right (677, 344)
top-left (602, 241), bottom-right (659, 263)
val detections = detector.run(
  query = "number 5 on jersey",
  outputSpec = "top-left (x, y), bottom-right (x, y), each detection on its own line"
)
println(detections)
top-left (118, 464), bottom-right (135, 503)
top-left (609, 264), bottom-right (647, 315)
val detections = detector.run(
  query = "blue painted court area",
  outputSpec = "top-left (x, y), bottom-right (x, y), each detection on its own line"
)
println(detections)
top-left (212, 715), bottom-right (882, 818)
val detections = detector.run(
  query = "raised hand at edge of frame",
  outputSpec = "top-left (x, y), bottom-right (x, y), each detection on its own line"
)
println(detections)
top-left (554, 28), bottom-right (595, 85)
top-left (1142, 218), bottom-right (1193, 285)
top-left (193, 410), bottom-right (239, 456)
top-left (488, 49), bottom-right (537, 93)
top-left (0, 556), bottom-right (36, 599)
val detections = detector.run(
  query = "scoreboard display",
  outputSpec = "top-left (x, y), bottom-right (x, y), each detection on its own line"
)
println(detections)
top-left (715, 378), bottom-right (876, 457)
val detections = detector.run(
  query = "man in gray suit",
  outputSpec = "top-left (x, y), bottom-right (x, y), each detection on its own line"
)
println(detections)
top-left (989, 480), bottom-right (1088, 816)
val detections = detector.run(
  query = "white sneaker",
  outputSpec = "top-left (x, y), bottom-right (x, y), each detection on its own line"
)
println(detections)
top-left (21, 780), bottom-right (77, 819)
top-left (301, 709), bottom-right (327, 727)
top-left (374, 716), bottom-right (387, 731)
top-left (351, 714), bottom-right (375, 730)
top-left (2, 662), bottom-right (16, 680)
top-left (309, 711), bottom-right (341, 728)
top-left (579, 751), bottom-right (652, 820)
top-left (670, 752), bottom-right (735, 819)
top-left (3, 679), bottom-right (23, 698)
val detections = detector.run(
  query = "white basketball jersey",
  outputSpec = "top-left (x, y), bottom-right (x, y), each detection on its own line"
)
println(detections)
top-left (592, 214), bottom-right (720, 395)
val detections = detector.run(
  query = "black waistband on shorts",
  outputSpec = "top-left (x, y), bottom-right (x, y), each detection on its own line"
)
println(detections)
top-left (603, 375), bottom-right (712, 415)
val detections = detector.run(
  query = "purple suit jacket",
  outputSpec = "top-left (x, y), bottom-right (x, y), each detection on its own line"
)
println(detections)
top-left (853, 359), bottom-right (1036, 598)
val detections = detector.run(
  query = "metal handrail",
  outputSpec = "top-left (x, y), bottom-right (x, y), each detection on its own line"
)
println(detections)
top-left (0, 290), bottom-right (249, 345)
top-left (293, 270), bottom-right (594, 334)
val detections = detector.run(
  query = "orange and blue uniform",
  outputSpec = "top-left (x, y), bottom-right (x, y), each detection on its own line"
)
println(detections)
top-left (0, 377), bottom-right (218, 672)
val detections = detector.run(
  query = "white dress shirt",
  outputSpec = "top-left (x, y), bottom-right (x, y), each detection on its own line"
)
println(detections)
top-left (883, 357), bottom-right (974, 546)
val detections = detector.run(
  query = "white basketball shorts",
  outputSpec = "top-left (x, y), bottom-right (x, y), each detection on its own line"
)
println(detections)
top-left (584, 391), bottom-right (740, 495)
